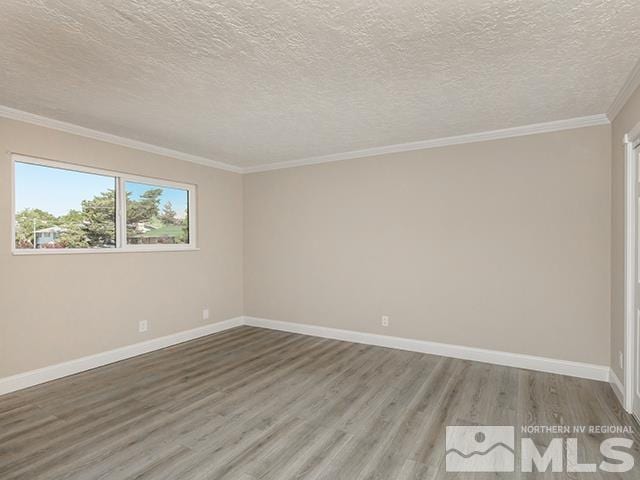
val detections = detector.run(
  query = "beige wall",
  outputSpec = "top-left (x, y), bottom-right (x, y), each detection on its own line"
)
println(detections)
top-left (611, 84), bottom-right (640, 380)
top-left (0, 117), bottom-right (615, 378)
top-left (244, 126), bottom-right (612, 365)
top-left (0, 118), bottom-right (244, 377)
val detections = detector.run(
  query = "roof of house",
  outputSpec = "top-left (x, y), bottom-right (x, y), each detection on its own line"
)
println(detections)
top-left (34, 226), bottom-right (65, 234)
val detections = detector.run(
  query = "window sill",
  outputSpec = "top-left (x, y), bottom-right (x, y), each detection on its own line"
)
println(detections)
top-left (12, 246), bottom-right (200, 256)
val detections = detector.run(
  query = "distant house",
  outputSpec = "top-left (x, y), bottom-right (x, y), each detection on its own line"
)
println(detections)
top-left (34, 226), bottom-right (66, 248)
top-left (128, 225), bottom-right (183, 245)
top-left (135, 222), bottom-right (153, 233)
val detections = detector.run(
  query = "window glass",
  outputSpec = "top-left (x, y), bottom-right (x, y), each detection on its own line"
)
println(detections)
top-left (14, 161), bottom-right (116, 250)
top-left (125, 181), bottom-right (190, 245)
top-left (13, 155), bottom-right (195, 253)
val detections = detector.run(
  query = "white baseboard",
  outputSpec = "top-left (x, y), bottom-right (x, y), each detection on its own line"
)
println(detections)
top-left (610, 369), bottom-right (625, 408)
top-left (0, 315), bottom-right (612, 397)
top-left (0, 317), bottom-right (243, 396)
top-left (244, 316), bottom-right (611, 382)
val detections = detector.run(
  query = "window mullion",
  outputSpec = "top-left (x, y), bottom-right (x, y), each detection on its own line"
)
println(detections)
top-left (116, 177), bottom-right (127, 248)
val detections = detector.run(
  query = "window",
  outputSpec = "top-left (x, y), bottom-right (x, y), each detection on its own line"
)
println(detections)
top-left (125, 181), bottom-right (190, 246)
top-left (12, 154), bottom-right (196, 254)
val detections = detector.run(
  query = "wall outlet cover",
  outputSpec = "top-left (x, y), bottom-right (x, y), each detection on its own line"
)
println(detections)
top-left (619, 351), bottom-right (624, 370)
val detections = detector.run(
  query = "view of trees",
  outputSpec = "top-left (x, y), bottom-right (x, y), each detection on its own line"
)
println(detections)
top-left (15, 187), bottom-right (188, 249)
top-left (125, 187), bottom-right (189, 245)
top-left (15, 208), bottom-right (59, 248)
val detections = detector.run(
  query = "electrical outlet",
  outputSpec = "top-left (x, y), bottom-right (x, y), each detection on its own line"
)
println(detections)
top-left (619, 351), bottom-right (624, 370)
top-left (381, 315), bottom-right (390, 327)
top-left (202, 308), bottom-right (210, 320)
top-left (138, 320), bottom-right (148, 333)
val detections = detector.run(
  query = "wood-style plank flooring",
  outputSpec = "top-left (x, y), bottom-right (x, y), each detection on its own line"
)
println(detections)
top-left (0, 326), bottom-right (638, 479)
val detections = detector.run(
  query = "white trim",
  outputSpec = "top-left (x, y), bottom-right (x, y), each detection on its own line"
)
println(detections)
top-left (10, 154), bottom-right (16, 252)
top-left (629, 122), bottom-right (640, 148)
top-left (11, 246), bottom-right (200, 256)
top-left (608, 57), bottom-right (640, 121)
top-left (0, 315), bottom-right (613, 397)
top-left (0, 105), bottom-right (242, 173)
top-left (242, 115), bottom-right (610, 173)
top-left (610, 369), bottom-right (625, 408)
top-left (11, 153), bottom-right (197, 254)
top-left (623, 126), bottom-right (640, 414)
top-left (1, 105), bottom-right (610, 175)
top-left (117, 176), bottom-right (126, 249)
top-left (243, 317), bottom-right (610, 382)
top-left (0, 317), bottom-right (243, 396)
top-left (623, 133), bottom-right (636, 413)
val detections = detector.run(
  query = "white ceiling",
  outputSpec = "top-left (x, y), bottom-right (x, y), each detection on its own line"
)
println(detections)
top-left (1, 1), bottom-right (640, 169)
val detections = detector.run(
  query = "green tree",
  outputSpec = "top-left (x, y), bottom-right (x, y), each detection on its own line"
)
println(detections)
top-left (126, 188), bottom-right (163, 230)
top-left (59, 209), bottom-right (83, 225)
top-left (58, 224), bottom-right (90, 249)
top-left (57, 209), bottom-right (90, 248)
top-left (160, 201), bottom-right (178, 225)
top-left (14, 208), bottom-right (57, 248)
top-left (81, 189), bottom-right (116, 247)
top-left (180, 212), bottom-right (189, 243)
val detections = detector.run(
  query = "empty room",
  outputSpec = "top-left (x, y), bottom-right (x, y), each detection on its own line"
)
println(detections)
top-left (2, 1), bottom-right (640, 478)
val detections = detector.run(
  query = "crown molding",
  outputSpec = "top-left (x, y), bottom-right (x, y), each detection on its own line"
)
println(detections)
top-left (0, 105), bottom-right (243, 173)
top-left (0, 105), bottom-right (610, 175)
top-left (241, 114), bottom-right (610, 173)
top-left (608, 57), bottom-right (640, 122)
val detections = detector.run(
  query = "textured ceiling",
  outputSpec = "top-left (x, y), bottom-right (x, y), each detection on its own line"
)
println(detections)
top-left (1, 1), bottom-right (640, 168)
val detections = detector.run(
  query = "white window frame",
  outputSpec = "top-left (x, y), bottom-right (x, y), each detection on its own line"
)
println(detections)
top-left (11, 153), bottom-right (198, 255)
top-left (624, 121), bottom-right (640, 414)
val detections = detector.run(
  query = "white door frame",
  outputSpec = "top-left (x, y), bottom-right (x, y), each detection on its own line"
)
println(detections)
top-left (624, 121), bottom-right (640, 414)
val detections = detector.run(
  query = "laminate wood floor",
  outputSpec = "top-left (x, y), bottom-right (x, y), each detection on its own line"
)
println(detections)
top-left (1, 326), bottom-right (638, 479)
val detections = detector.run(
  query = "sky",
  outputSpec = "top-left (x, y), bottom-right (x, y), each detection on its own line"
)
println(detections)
top-left (127, 181), bottom-right (188, 219)
top-left (15, 162), bottom-right (188, 218)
